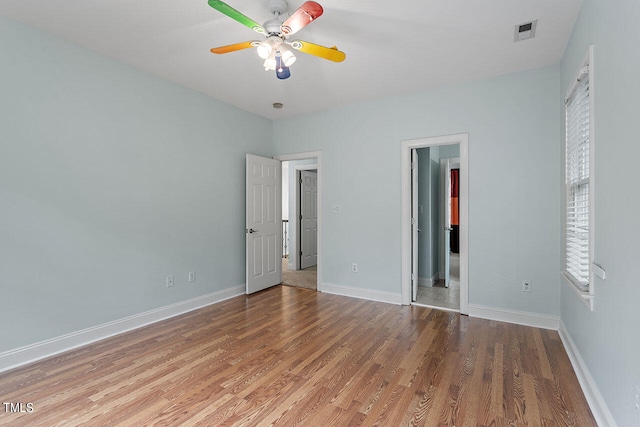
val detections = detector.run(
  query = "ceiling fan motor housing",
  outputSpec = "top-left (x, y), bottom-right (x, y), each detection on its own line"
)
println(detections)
top-left (264, 18), bottom-right (284, 35)
top-left (266, 0), bottom-right (288, 16)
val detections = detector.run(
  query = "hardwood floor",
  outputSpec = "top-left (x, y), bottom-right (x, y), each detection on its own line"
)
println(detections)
top-left (0, 286), bottom-right (596, 426)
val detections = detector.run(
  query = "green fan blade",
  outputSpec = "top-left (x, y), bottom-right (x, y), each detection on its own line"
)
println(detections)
top-left (208, 0), bottom-right (265, 34)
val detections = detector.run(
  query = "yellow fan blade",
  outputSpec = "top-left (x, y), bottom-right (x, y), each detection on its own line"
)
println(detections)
top-left (210, 41), bottom-right (258, 54)
top-left (290, 40), bottom-right (346, 62)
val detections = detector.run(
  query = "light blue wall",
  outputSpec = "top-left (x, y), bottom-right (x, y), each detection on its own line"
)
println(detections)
top-left (273, 66), bottom-right (562, 314)
top-left (428, 148), bottom-right (441, 279)
top-left (560, 0), bottom-right (640, 425)
top-left (416, 147), bottom-right (434, 281)
top-left (0, 18), bottom-right (272, 352)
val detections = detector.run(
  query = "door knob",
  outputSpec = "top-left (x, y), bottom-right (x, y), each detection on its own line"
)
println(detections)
top-left (442, 227), bottom-right (453, 231)
top-left (247, 228), bottom-right (258, 234)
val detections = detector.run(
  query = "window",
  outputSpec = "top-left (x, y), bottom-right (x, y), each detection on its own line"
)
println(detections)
top-left (563, 46), bottom-right (594, 307)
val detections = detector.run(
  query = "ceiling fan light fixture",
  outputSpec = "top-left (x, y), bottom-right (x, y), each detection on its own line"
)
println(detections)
top-left (280, 49), bottom-right (296, 67)
top-left (256, 41), bottom-right (273, 59)
top-left (263, 55), bottom-right (276, 71)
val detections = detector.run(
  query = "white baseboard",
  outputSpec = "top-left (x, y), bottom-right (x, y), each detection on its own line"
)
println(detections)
top-left (321, 283), bottom-right (402, 305)
top-left (559, 321), bottom-right (617, 427)
top-left (418, 272), bottom-right (439, 288)
top-left (468, 304), bottom-right (559, 330)
top-left (0, 285), bottom-right (245, 373)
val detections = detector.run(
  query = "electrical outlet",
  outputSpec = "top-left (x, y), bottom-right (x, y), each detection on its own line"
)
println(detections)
top-left (351, 263), bottom-right (358, 273)
top-left (166, 275), bottom-right (174, 288)
top-left (189, 271), bottom-right (196, 283)
top-left (522, 281), bottom-right (531, 292)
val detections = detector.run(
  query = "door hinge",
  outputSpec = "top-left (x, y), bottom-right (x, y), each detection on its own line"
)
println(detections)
top-left (411, 161), bottom-right (417, 170)
top-left (411, 217), bottom-right (417, 225)
top-left (411, 273), bottom-right (416, 281)
top-left (299, 214), bottom-right (303, 220)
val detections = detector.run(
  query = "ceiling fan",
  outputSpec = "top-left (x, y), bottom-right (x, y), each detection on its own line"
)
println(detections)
top-left (208, 0), bottom-right (346, 79)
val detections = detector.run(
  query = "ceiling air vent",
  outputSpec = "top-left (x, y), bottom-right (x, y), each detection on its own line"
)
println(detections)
top-left (514, 19), bottom-right (537, 42)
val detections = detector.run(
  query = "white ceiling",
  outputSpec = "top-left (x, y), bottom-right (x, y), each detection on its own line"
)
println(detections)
top-left (1, 0), bottom-right (582, 120)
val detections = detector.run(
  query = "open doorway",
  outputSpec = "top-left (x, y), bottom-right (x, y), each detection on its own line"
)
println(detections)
top-left (414, 150), bottom-right (460, 310)
top-left (401, 134), bottom-right (468, 314)
top-left (279, 156), bottom-right (319, 290)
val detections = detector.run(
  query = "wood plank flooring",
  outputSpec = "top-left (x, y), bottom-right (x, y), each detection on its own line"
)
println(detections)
top-left (0, 286), bottom-right (596, 426)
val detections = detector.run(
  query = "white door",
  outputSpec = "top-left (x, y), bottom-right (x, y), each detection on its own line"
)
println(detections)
top-left (246, 154), bottom-right (282, 294)
top-left (411, 149), bottom-right (419, 301)
top-left (300, 170), bottom-right (318, 269)
top-left (439, 158), bottom-right (452, 288)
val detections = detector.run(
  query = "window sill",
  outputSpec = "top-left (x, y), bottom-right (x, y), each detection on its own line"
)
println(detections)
top-left (562, 272), bottom-right (594, 311)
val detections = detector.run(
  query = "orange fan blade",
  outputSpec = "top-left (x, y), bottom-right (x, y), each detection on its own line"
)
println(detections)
top-left (210, 41), bottom-right (259, 54)
top-left (280, 1), bottom-right (323, 35)
top-left (289, 40), bottom-right (346, 62)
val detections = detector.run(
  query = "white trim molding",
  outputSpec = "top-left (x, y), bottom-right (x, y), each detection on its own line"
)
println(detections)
top-left (562, 272), bottom-right (595, 311)
top-left (0, 285), bottom-right (245, 373)
top-left (321, 283), bottom-right (402, 305)
top-left (468, 304), bottom-right (559, 330)
top-left (559, 321), bottom-right (617, 427)
top-left (412, 303), bottom-right (459, 313)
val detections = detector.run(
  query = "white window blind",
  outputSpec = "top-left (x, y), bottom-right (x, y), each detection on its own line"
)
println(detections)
top-left (564, 63), bottom-right (591, 291)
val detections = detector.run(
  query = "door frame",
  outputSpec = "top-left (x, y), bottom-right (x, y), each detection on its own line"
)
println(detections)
top-left (411, 149), bottom-right (419, 301)
top-left (401, 134), bottom-right (468, 313)
top-left (275, 151), bottom-right (322, 291)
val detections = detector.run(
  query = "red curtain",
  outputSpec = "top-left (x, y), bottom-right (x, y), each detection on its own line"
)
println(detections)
top-left (450, 169), bottom-right (459, 254)
top-left (450, 169), bottom-right (459, 226)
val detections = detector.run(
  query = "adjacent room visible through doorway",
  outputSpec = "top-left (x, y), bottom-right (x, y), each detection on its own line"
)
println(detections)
top-left (412, 144), bottom-right (461, 311)
top-left (280, 159), bottom-right (318, 290)
top-left (415, 252), bottom-right (460, 310)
